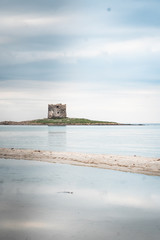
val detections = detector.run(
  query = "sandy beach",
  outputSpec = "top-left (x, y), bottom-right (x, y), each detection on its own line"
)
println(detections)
top-left (0, 148), bottom-right (160, 176)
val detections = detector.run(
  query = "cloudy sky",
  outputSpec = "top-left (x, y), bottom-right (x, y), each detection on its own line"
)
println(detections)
top-left (0, 0), bottom-right (160, 123)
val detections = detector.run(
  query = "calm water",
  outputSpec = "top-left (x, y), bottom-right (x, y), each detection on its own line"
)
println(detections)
top-left (0, 124), bottom-right (160, 157)
top-left (0, 159), bottom-right (160, 240)
top-left (0, 125), bottom-right (160, 240)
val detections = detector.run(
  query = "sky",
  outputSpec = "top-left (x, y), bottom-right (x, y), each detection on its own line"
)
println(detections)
top-left (0, 0), bottom-right (160, 123)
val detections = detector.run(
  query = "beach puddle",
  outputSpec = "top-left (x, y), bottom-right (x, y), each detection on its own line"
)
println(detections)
top-left (0, 158), bottom-right (160, 240)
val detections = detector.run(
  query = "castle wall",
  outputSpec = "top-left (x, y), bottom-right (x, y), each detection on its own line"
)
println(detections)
top-left (48, 104), bottom-right (66, 119)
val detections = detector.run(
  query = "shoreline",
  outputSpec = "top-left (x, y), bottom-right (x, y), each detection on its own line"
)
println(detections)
top-left (0, 122), bottom-right (130, 126)
top-left (0, 118), bottom-right (142, 126)
top-left (0, 123), bottom-right (142, 126)
top-left (0, 148), bottom-right (160, 176)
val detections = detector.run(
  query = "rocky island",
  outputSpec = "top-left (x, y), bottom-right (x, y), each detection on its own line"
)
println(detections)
top-left (0, 117), bottom-right (122, 126)
top-left (0, 104), bottom-right (137, 126)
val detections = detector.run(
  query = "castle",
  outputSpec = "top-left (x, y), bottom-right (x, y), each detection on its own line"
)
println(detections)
top-left (48, 103), bottom-right (67, 119)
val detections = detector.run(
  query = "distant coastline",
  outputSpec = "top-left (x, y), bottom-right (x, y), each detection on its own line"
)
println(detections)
top-left (0, 118), bottom-right (141, 126)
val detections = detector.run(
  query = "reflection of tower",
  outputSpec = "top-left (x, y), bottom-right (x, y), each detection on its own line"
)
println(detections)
top-left (48, 103), bottom-right (67, 119)
top-left (48, 126), bottom-right (66, 151)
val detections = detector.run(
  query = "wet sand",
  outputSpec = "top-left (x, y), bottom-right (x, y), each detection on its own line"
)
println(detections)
top-left (0, 148), bottom-right (160, 176)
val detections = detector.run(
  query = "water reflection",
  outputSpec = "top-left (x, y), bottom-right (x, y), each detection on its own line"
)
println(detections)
top-left (48, 126), bottom-right (66, 151)
top-left (0, 125), bottom-right (160, 156)
top-left (0, 159), bottom-right (160, 240)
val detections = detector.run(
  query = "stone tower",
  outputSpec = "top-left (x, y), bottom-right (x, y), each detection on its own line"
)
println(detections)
top-left (48, 103), bottom-right (67, 119)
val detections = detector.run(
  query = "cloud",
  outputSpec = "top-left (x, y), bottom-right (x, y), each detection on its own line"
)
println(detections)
top-left (1, 36), bottom-right (160, 70)
top-left (0, 0), bottom-right (75, 14)
top-left (0, 220), bottom-right (53, 230)
top-left (0, 0), bottom-right (160, 122)
top-left (0, 15), bottom-right (66, 28)
top-left (0, 80), bottom-right (160, 123)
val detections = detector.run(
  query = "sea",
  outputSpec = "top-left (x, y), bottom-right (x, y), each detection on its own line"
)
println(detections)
top-left (0, 124), bottom-right (160, 240)
top-left (0, 124), bottom-right (160, 157)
